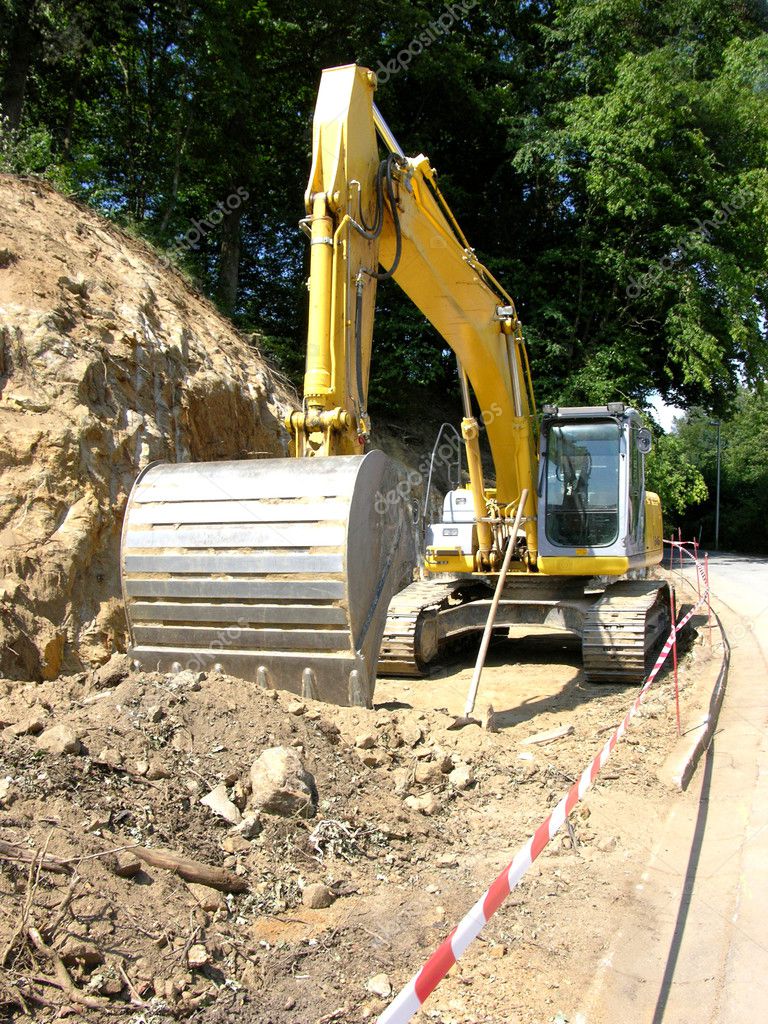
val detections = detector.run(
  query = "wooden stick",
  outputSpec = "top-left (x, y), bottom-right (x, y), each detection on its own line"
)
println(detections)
top-left (132, 846), bottom-right (248, 893)
top-left (0, 840), bottom-right (71, 875)
top-left (27, 927), bottom-right (111, 1011)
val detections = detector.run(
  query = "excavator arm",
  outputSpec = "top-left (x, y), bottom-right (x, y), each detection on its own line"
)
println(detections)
top-left (287, 64), bottom-right (539, 567)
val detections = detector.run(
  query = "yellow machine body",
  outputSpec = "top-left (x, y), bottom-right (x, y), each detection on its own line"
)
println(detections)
top-left (121, 64), bottom-right (666, 705)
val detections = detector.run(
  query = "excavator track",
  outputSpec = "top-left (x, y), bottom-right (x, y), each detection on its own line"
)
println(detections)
top-left (377, 578), bottom-right (466, 676)
top-left (582, 580), bottom-right (670, 684)
top-left (378, 576), bottom-right (671, 684)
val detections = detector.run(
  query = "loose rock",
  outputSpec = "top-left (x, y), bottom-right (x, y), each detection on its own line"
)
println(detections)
top-left (187, 883), bottom-right (227, 912)
top-left (113, 852), bottom-right (142, 878)
top-left (414, 760), bottom-right (444, 786)
top-left (249, 746), bottom-right (317, 819)
top-left (200, 783), bottom-right (242, 825)
top-left (354, 732), bottom-right (377, 750)
top-left (448, 763), bottom-right (474, 790)
top-left (187, 944), bottom-right (209, 968)
top-left (366, 973), bottom-right (393, 998)
top-left (0, 777), bottom-right (15, 807)
top-left (231, 813), bottom-right (262, 839)
top-left (396, 720), bottom-right (423, 747)
top-left (404, 792), bottom-right (440, 815)
top-left (90, 653), bottom-right (132, 690)
top-left (170, 670), bottom-right (205, 691)
top-left (37, 723), bottom-right (82, 755)
top-left (6, 707), bottom-right (49, 737)
top-left (302, 881), bottom-right (335, 909)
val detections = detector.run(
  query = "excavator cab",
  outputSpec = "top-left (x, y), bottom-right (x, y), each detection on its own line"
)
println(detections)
top-left (538, 404), bottom-right (661, 574)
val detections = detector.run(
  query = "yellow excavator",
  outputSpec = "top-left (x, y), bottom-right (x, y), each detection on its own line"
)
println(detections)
top-left (120, 65), bottom-right (668, 708)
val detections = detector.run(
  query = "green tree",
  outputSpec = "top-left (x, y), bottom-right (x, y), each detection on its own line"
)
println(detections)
top-left (646, 432), bottom-right (708, 521)
top-left (674, 391), bottom-right (768, 552)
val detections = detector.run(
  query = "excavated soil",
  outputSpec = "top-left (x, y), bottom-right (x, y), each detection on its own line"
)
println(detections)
top-left (0, 584), bottom-right (715, 1024)
top-left (0, 175), bottom-right (293, 681)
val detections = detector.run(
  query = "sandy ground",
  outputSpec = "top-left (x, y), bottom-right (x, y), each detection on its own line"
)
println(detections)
top-left (0, 571), bottom-right (713, 1024)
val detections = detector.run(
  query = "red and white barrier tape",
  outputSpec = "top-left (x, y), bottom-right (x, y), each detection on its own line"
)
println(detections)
top-left (378, 580), bottom-right (709, 1024)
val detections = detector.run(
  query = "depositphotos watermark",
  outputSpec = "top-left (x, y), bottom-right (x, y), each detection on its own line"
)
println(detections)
top-left (374, 0), bottom-right (478, 84)
top-left (160, 186), bottom-right (249, 268)
top-left (626, 186), bottom-right (752, 299)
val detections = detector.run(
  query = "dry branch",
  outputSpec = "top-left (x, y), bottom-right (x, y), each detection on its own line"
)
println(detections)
top-left (132, 846), bottom-right (248, 893)
top-left (0, 840), bottom-right (71, 875)
top-left (27, 927), bottom-right (111, 1011)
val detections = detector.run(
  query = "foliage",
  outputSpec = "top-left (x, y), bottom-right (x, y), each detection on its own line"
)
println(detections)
top-left (673, 391), bottom-right (768, 552)
top-left (645, 432), bottom-right (708, 519)
top-left (0, 1), bottom-right (766, 442)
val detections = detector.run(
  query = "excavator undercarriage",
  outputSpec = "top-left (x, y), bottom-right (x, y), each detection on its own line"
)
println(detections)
top-left (379, 575), bottom-right (670, 683)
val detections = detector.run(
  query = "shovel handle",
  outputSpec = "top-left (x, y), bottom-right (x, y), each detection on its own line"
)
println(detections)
top-left (461, 489), bottom-right (529, 718)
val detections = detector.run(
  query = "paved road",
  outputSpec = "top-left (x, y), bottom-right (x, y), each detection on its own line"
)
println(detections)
top-left (577, 551), bottom-right (768, 1024)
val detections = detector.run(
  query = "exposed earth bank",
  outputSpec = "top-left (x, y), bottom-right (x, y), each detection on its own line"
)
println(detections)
top-left (0, 175), bottom-right (293, 681)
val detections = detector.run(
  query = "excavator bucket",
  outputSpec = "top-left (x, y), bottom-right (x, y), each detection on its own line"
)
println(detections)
top-left (120, 451), bottom-right (415, 707)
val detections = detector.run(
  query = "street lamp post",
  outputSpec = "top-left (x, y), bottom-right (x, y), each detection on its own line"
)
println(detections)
top-left (709, 419), bottom-right (721, 550)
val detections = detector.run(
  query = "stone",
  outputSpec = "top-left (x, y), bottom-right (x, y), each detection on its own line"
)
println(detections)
top-left (113, 852), bottom-right (142, 878)
top-left (170, 670), bottom-right (205, 691)
top-left (59, 937), bottom-right (104, 968)
top-left (414, 760), bottom-right (443, 786)
top-left (287, 700), bottom-right (306, 716)
top-left (392, 767), bottom-right (411, 795)
top-left (231, 813), bottom-right (262, 839)
top-left (146, 705), bottom-right (164, 723)
top-left (221, 834), bottom-right (251, 854)
top-left (366, 973), bottom-right (393, 998)
top-left (357, 748), bottom-right (388, 768)
top-left (187, 944), bottom-right (209, 968)
top-left (37, 723), bottom-right (81, 755)
top-left (354, 732), bottom-right (377, 750)
top-left (249, 746), bottom-right (317, 819)
top-left (0, 777), bottom-right (15, 807)
top-left (96, 746), bottom-right (123, 768)
top-left (200, 783), bottom-right (242, 825)
top-left (396, 719), bottom-right (423, 747)
top-left (448, 764), bottom-right (474, 790)
top-left (437, 853), bottom-right (458, 867)
top-left (91, 653), bottom-right (132, 690)
top-left (7, 706), bottom-right (49, 737)
top-left (187, 883), bottom-right (226, 912)
top-left (145, 757), bottom-right (170, 780)
top-left (404, 792), bottom-right (440, 816)
top-left (598, 836), bottom-right (617, 852)
top-left (302, 881), bottom-right (335, 909)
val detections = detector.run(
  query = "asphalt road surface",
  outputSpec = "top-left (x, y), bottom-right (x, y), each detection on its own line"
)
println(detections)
top-left (577, 551), bottom-right (768, 1023)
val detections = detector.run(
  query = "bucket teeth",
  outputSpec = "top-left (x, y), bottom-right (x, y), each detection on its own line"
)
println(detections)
top-left (301, 668), bottom-right (319, 700)
top-left (348, 669), bottom-right (366, 707)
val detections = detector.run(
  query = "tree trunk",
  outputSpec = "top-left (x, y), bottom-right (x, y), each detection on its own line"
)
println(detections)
top-left (1, 0), bottom-right (40, 129)
top-left (216, 200), bottom-right (242, 316)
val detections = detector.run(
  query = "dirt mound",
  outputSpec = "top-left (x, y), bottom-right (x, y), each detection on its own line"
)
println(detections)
top-left (0, 664), bottom-right (481, 1021)
top-left (0, 609), bottom-right (711, 1023)
top-left (0, 175), bottom-right (294, 680)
